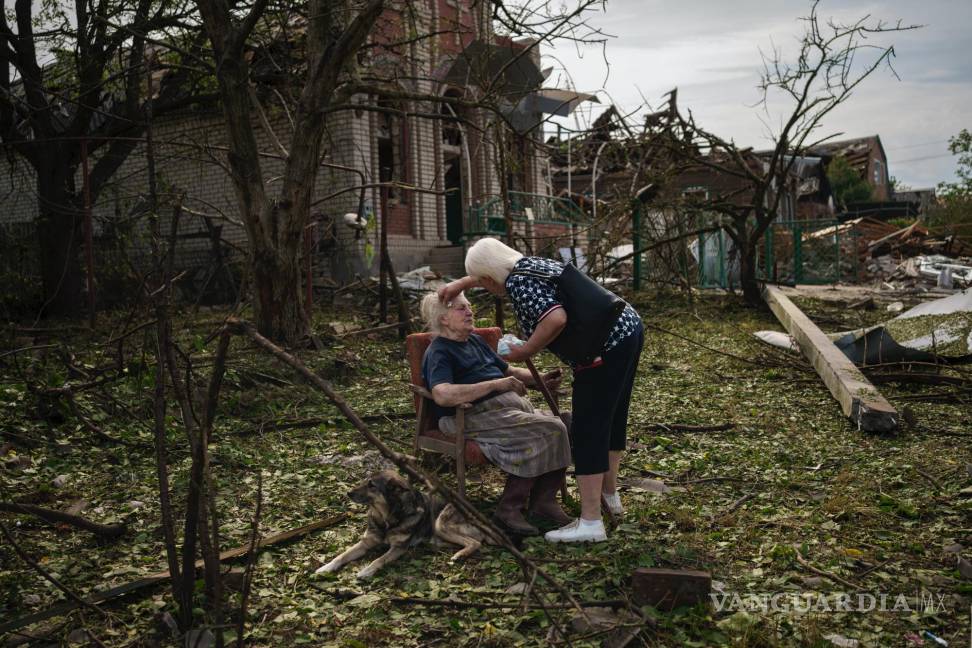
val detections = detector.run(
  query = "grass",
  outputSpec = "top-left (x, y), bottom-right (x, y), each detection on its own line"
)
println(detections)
top-left (0, 290), bottom-right (970, 646)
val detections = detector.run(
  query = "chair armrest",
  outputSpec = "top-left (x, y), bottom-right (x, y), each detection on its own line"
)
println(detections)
top-left (409, 384), bottom-right (472, 409)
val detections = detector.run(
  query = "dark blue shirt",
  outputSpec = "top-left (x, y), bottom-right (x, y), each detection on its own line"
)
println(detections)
top-left (422, 333), bottom-right (509, 419)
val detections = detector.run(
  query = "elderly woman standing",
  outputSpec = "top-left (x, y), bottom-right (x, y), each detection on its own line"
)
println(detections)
top-left (438, 238), bottom-right (644, 543)
top-left (419, 292), bottom-right (572, 535)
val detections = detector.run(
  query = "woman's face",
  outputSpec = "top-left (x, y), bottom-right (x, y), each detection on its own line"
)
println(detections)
top-left (441, 295), bottom-right (474, 336)
top-left (479, 276), bottom-right (506, 297)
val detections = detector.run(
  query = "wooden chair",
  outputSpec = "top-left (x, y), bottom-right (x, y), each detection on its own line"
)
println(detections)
top-left (405, 327), bottom-right (502, 498)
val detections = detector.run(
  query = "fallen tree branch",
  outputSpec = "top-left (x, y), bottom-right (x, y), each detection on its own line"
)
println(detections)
top-left (388, 595), bottom-right (630, 610)
top-left (0, 502), bottom-right (126, 539)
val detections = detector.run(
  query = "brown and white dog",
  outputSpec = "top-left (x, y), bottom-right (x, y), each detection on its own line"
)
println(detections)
top-left (315, 470), bottom-right (492, 579)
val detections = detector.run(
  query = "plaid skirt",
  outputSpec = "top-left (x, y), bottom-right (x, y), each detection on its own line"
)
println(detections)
top-left (439, 391), bottom-right (571, 478)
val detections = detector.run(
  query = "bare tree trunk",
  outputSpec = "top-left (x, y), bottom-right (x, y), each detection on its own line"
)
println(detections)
top-left (738, 237), bottom-right (762, 306)
top-left (36, 163), bottom-right (83, 317)
top-left (252, 238), bottom-right (306, 343)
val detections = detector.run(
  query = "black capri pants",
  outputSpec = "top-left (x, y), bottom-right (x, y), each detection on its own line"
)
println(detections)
top-left (570, 322), bottom-right (644, 475)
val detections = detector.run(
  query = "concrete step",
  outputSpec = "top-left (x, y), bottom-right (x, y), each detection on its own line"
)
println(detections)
top-left (424, 245), bottom-right (465, 277)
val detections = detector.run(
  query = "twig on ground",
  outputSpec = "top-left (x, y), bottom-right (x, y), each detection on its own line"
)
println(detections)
top-left (724, 492), bottom-right (756, 515)
top-left (677, 476), bottom-right (744, 485)
top-left (0, 502), bottom-right (126, 538)
top-left (856, 557), bottom-right (895, 579)
top-left (385, 595), bottom-right (630, 610)
top-left (795, 552), bottom-right (863, 591)
top-left (914, 468), bottom-right (943, 491)
top-left (645, 422), bottom-right (735, 433)
top-left (0, 519), bottom-right (107, 617)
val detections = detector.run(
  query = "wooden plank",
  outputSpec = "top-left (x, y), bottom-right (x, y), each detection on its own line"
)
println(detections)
top-left (762, 284), bottom-right (898, 433)
top-left (631, 568), bottom-right (711, 610)
top-left (0, 514), bottom-right (346, 636)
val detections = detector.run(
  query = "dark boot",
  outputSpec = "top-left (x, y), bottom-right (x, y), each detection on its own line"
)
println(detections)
top-left (493, 475), bottom-right (538, 536)
top-left (528, 468), bottom-right (572, 527)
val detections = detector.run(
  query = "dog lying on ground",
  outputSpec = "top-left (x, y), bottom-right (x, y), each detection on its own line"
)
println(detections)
top-left (315, 470), bottom-right (493, 579)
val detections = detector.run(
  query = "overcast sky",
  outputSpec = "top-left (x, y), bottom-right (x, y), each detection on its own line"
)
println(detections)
top-left (542, 0), bottom-right (971, 189)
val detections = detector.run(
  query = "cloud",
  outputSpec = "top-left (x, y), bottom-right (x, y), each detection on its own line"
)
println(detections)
top-left (543, 0), bottom-right (969, 186)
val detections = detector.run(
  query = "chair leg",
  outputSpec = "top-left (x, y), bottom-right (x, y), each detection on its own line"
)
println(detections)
top-left (413, 398), bottom-right (426, 457)
top-left (456, 407), bottom-right (466, 499)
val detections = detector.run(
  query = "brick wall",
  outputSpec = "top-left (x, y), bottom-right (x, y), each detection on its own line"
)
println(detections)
top-left (0, 0), bottom-right (553, 291)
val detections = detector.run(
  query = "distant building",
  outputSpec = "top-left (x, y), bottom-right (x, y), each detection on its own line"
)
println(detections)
top-left (808, 135), bottom-right (891, 201)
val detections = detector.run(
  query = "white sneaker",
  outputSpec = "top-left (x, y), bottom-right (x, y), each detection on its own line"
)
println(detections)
top-left (602, 491), bottom-right (623, 517)
top-left (544, 518), bottom-right (607, 543)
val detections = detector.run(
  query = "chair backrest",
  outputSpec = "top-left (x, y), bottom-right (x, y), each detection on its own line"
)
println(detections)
top-left (405, 327), bottom-right (502, 416)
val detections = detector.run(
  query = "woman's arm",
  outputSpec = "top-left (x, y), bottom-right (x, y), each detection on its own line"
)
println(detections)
top-left (437, 276), bottom-right (482, 303)
top-left (430, 376), bottom-right (526, 407)
top-left (501, 308), bottom-right (568, 362)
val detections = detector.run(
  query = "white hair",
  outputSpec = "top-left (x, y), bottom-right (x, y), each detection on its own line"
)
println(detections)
top-left (464, 238), bottom-right (523, 284)
top-left (420, 291), bottom-right (457, 334)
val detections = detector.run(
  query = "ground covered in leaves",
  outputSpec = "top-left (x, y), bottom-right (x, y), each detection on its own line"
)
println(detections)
top-left (1, 291), bottom-right (970, 647)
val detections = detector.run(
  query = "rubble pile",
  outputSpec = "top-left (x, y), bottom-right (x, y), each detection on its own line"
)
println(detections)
top-left (856, 222), bottom-right (972, 289)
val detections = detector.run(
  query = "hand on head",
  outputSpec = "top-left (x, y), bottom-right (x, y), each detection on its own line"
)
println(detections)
top-left (437, 281), bottom-right (463, 303)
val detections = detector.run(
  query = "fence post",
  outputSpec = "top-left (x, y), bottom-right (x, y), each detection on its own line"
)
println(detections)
top-left (834, 221), bottom-right (840, 284)
top-left (794, 223), bottom-right (803, 284)
top-left (718, 229), bottom-right (726, 289)
top-left (764, 223), bottom-right (774, 282)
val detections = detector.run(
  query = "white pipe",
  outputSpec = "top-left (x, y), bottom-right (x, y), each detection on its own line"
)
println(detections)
top-left (445, 103), bottom-right (474, 208)
top-left (567, 135), bottom-right (572, 197)
top-left (591, 140), bottom-right (609, 224)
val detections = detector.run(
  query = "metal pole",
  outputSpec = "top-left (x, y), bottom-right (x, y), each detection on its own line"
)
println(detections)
top-left (80, 139), bottom-right (95, 326)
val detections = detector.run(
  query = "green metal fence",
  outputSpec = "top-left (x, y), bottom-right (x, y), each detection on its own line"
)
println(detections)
top-left (762, 218), bottom-right (860, 285)
top-left (464, 191), bottom-right (587, 238)
top-left (632, 212), bottom-right (861, 290)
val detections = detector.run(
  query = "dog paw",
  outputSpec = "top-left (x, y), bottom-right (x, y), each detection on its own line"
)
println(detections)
top-left (314, 560), bottom-right (341, 575)
top-left (355, 567), bottom-right (376, 580)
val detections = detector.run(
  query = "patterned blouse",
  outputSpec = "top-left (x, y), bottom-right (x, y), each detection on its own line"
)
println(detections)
top-left (504, 256), bottom-right (641, 363)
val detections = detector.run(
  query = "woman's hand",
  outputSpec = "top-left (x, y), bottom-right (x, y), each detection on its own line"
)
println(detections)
top-left (500, 344), bottom-right (533, 363)
top-left (437, 278), bottom-right (470, 303)
top-left (496, 375), bottom-right (527, 396)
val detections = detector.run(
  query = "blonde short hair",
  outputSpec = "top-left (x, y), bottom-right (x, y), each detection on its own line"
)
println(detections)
top-left (464, 238), bottom-right (523, 285)
top-left (420, 291), bottom-right (461, 334)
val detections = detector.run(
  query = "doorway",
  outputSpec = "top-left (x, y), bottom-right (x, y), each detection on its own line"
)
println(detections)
top-left (445, 157), bottom-right (464, 244)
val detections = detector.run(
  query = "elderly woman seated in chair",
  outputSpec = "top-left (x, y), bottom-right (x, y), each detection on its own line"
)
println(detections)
top-left (419, 292), bottom-right (572, 535)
